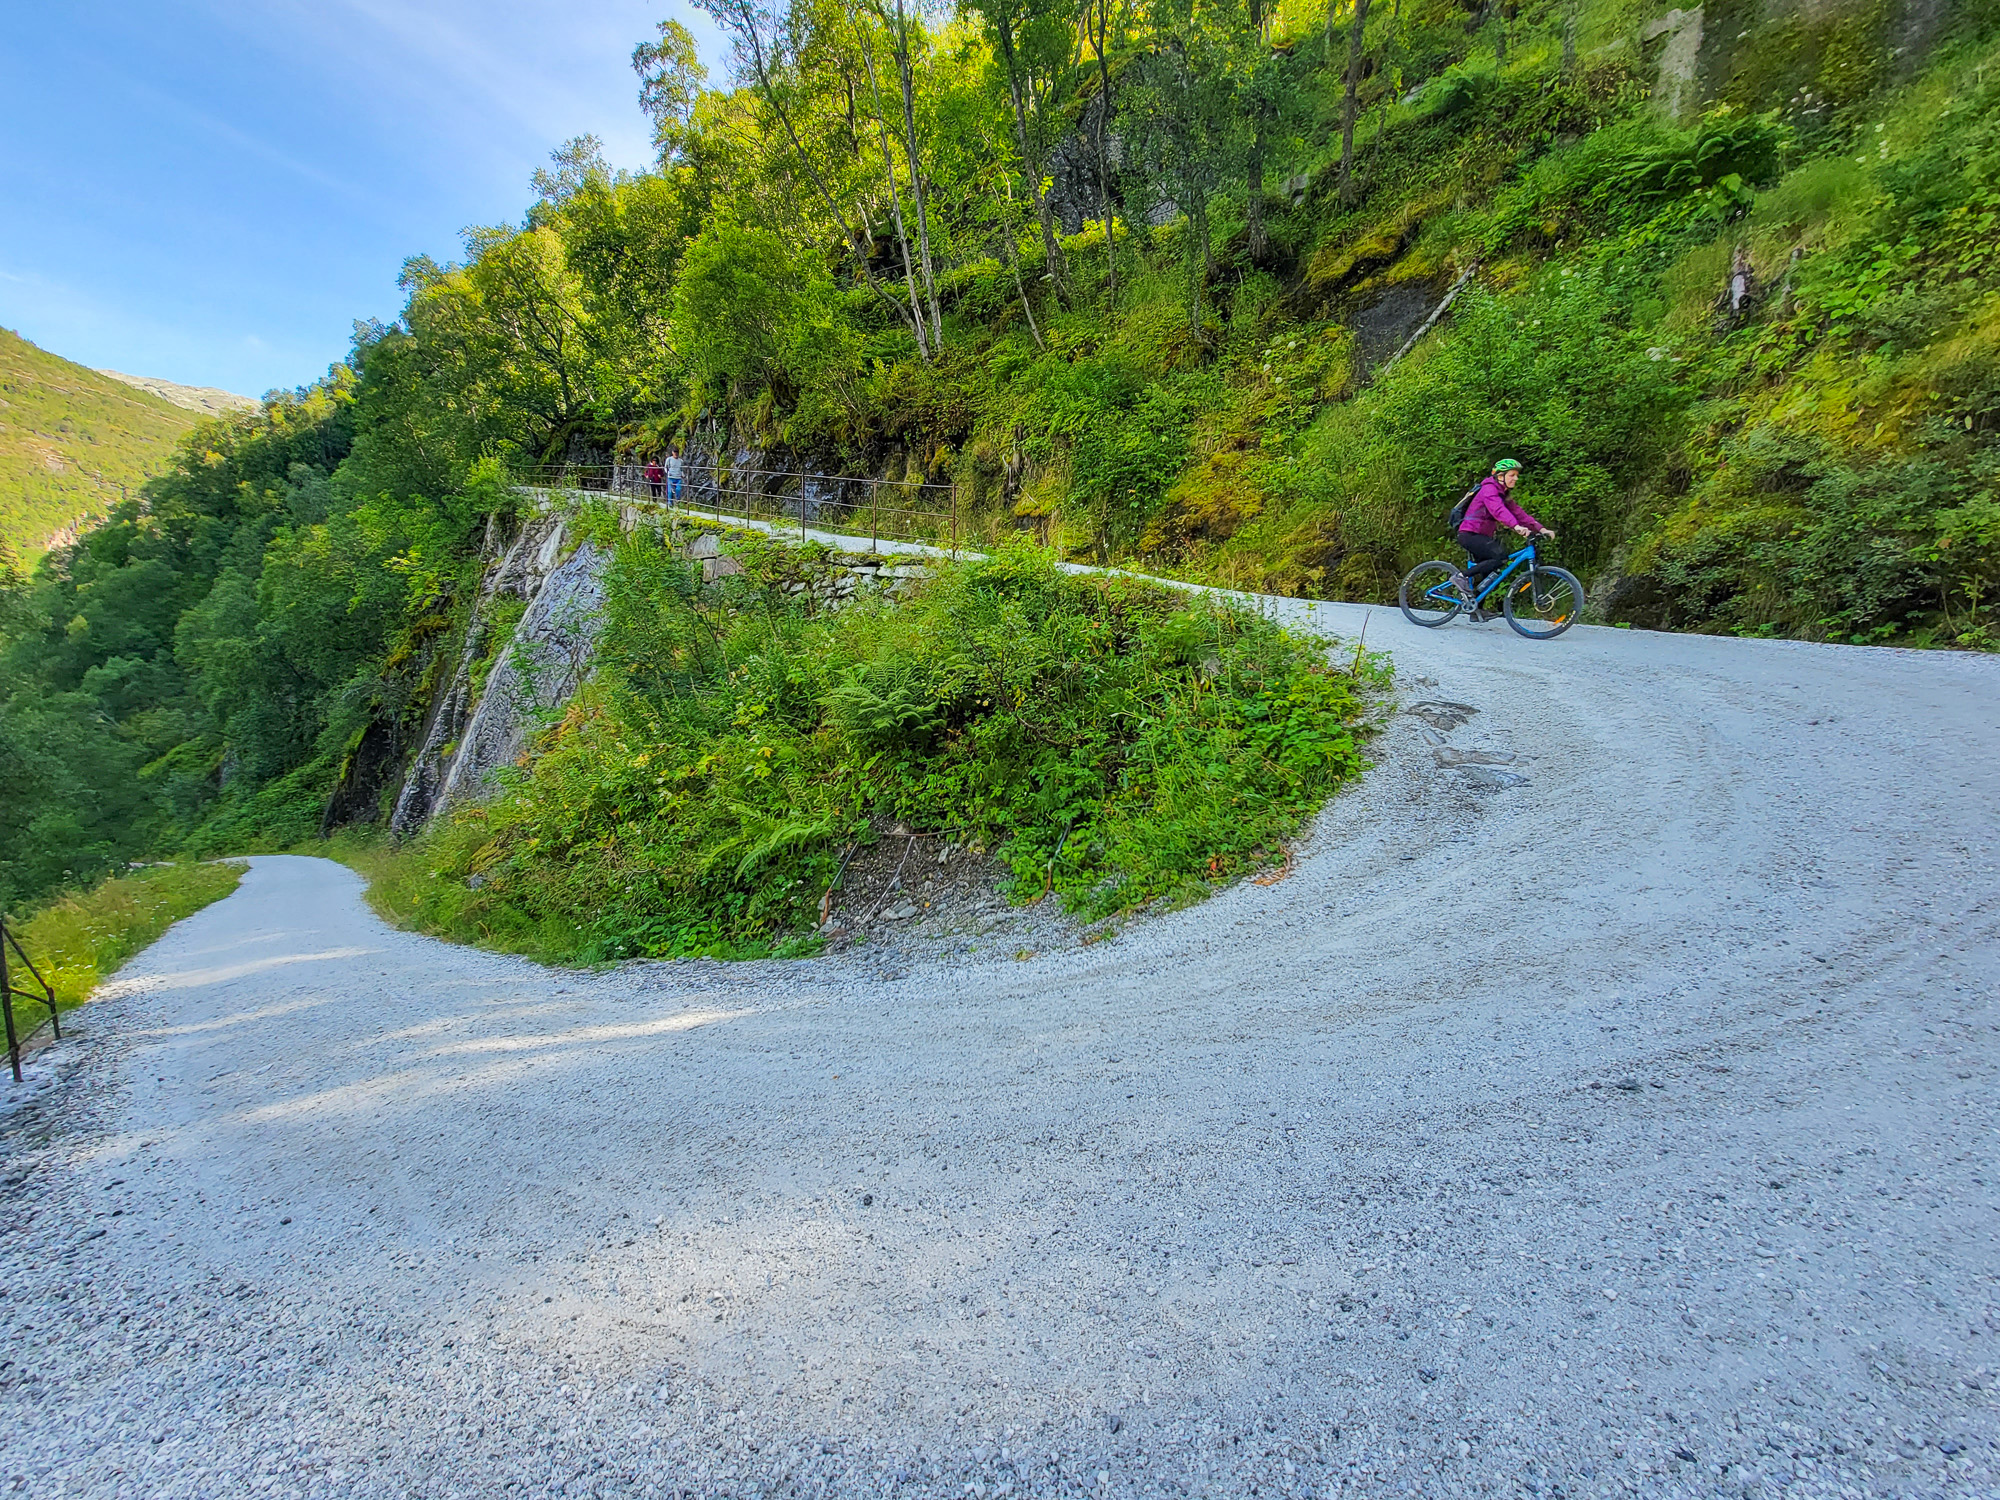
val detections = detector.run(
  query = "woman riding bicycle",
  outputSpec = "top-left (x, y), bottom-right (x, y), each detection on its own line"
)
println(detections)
top-left (1459, 458), bottom-right (1556, 618)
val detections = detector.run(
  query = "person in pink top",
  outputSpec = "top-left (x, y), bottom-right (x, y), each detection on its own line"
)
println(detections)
top-left (1457, 458), bottom-right (1556, 618)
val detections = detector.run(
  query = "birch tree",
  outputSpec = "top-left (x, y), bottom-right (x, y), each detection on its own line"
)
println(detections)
top-left (695, 0), bottom-right (935, 356)
top-left (1336, 0), bottom-right (1374, 206)
top-left (969, 0), bottom-right (1077, 304)
top-left (1079, 0), bottom-right (1131, 298)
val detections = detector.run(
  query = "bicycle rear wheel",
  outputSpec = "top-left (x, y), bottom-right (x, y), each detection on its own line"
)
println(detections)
top-left (1399, 561), bottom-right (1467, 627)
top-left (1502, 564), bottom-right (1585, 639)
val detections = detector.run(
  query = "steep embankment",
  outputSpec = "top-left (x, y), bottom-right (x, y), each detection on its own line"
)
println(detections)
top-left (0, 328), bottom-right (221, 560)
top-left (6, 0), bottom-right (1993, 921)
top-left (360, 501), bottom-right (1377, 965)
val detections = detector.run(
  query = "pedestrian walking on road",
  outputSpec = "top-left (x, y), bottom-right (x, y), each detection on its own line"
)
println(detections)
top-left (666, 446), bottom-right (684, 503)
top-left (643, 457), bottom-right (665, 500)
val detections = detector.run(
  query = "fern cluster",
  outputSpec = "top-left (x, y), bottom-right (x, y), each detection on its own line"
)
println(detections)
top-left (382, 534), bottom-right (1380, 963)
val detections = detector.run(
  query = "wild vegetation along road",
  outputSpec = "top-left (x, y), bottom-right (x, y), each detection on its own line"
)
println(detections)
top-left (2, 611), bottom-right (1995, 1500)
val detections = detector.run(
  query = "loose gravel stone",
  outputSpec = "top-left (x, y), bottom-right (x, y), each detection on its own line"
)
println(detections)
top-left (0, 606), bottom-right (1996, 1499)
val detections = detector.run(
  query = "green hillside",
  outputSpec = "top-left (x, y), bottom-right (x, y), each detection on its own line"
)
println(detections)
top-left (0, 328), bottom-right (212, 560)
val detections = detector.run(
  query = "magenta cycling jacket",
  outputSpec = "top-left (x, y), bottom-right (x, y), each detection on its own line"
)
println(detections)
top-left (1459, 476), bottom-right (1542, 537)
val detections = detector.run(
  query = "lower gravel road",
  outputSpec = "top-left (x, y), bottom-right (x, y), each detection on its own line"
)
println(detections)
top-left (1, 605), bottom-right (1996, 1500)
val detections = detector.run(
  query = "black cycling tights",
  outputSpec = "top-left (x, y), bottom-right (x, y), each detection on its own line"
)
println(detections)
top-left (1457, 529), bottom-right (1511, 590)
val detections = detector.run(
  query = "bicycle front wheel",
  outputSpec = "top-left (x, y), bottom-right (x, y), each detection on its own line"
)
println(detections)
top-left (1502, 564), bottom-right (1585, 639)
top-left (1399, 561), bottom-right (1466, 627)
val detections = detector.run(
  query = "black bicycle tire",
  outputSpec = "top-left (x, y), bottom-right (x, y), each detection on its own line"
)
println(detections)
top-left (1502, 564), bottom-right (1585, 639)
top-left (1398, 561), bottom-right (1465, 628)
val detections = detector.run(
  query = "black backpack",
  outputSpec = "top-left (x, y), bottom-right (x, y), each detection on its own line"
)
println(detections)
top-left (1446, 484), bottom-right (1480, 534)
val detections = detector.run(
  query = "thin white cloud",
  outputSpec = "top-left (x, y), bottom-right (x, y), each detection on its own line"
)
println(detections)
top-left (120, 76), bottom-right (388, 213)
top-left (207, 0), bottom-right (711, 177)
top-left (6, 0), bottom-right (730, 391)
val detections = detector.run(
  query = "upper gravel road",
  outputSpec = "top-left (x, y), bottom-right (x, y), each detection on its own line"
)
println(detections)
top-left (1, 604), bottom-right (1995, 1500)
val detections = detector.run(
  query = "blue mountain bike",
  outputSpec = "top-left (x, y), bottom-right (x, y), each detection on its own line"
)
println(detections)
top-left (1397, 539), bottom-right (1584, 639)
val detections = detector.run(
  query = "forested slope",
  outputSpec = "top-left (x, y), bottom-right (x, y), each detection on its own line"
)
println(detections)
top-left (0, 329), bottom-right (205, 560)
top-left (1, 0), bottom-right (1994, 914)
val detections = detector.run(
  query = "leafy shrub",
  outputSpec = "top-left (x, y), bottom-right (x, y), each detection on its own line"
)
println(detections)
top-left (1485, 114), bottom-right (1788, 251)
top-left (385, 536), bottom-right (1378, 963)
top-left (672, 220), bottom-right (861, 411)
top-left (1420, 62), bottom-right (1500, 121)
top-left (1612, 71), bottom-right (2000, 646)
top-left (823, 664), bottom-right (943, 749)
top-left (1631, 426), bottom-right (2000, 642)
top-left (1357, 264), bottom-right (1686, 559)
top-left (1588, 114), bottom-right (1787, 208)
top-left (1797, 77), bottom-right (2000, 341)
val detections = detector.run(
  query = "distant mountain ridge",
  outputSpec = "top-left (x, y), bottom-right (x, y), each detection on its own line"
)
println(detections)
top-left (0, 328), bottom-right (208, 560)
top-left (95, 369), bottom-right (256, 419)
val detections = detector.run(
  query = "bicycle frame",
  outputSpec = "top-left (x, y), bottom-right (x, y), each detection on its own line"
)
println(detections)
top-left (1468, 540), bottom-right (1538, 607)
top-left (1418, 540), bottom-right (1538, 609)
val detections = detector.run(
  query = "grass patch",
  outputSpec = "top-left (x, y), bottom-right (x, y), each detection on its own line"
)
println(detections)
top-left (365, 534), bottom-right (1384, 966)
top-left (316, 831), bottom-right (409, 933)
top-left (8, 861), bottom-right (245, 1030)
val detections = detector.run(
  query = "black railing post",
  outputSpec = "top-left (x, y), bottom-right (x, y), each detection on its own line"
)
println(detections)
top-left (0, 921), bottom-right (17, 1083)
top-left (0, 914), bottom-right (61, 1083)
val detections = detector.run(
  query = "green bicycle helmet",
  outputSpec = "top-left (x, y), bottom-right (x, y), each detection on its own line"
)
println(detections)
top-left (1493, 457), bottom-right (1522, 472)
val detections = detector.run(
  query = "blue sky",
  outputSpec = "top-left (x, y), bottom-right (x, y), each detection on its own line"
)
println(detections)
top-left (1, 1), bottom-right (720, 398)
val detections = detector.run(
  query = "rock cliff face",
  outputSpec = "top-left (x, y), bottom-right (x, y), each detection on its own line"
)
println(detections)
top-left (433, 534), bottom-right (609, 814)
top-left (383, 492), bottom-right (937, 840)
top-left (390, 512), bottom-right (610, 834)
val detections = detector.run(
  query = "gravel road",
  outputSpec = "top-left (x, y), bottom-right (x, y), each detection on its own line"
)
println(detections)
top-left (2, 607), bottom-right (1996, 1500)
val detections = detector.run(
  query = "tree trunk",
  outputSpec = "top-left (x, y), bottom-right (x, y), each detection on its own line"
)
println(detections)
top-left (1358, 0), bottom-right (1401, 197)
top-left (998, 178), bottom-right (1047, 350)
top-left (700, 0), bottom-right (921, 343)
top-left (996, 21), bottom-right (1068, 303)
top-left (1186, 193), bottom-right (1210, 336)
top-left (1085, 0), bottom-right (1121, 301)
top-left (882, 159), bottom-right (931, 359)
top-left (853, 21), bottom-right (931, 358)
top-left (1245, 0), bottom-right (1267, 264)
top-left (1337, 0), bottom-right (1374, 207)
top-left (1378, 263), bottom-right (1475, 376)
top-left (1247, 142), bottom-right (1267, 264)
top-left (886, 0), bottom-right (943, 347)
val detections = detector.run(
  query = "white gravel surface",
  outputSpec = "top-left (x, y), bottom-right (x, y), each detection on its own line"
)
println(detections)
top-left (1, 606), bottom-right (1996, 1500)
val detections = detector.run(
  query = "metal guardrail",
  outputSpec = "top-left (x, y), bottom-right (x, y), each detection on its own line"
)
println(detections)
top-left (515, 462), bottom-right (963, 556)
top-left (0, 916), bottom-right (59, 1083)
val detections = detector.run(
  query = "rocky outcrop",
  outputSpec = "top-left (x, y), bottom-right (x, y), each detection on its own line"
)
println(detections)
top-left (385, 491), bottom-right (944, 838)
top-left (1642, 7), bottom-right (1705, 123)
top-left (1046, 101), bottom-right (1119, 236)
top-left (93, 370), bottom-right (256, 418)
top-left (430, 534), bottom-right (609, 817)
top-left (389, 511), bottom-right (610, 834)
